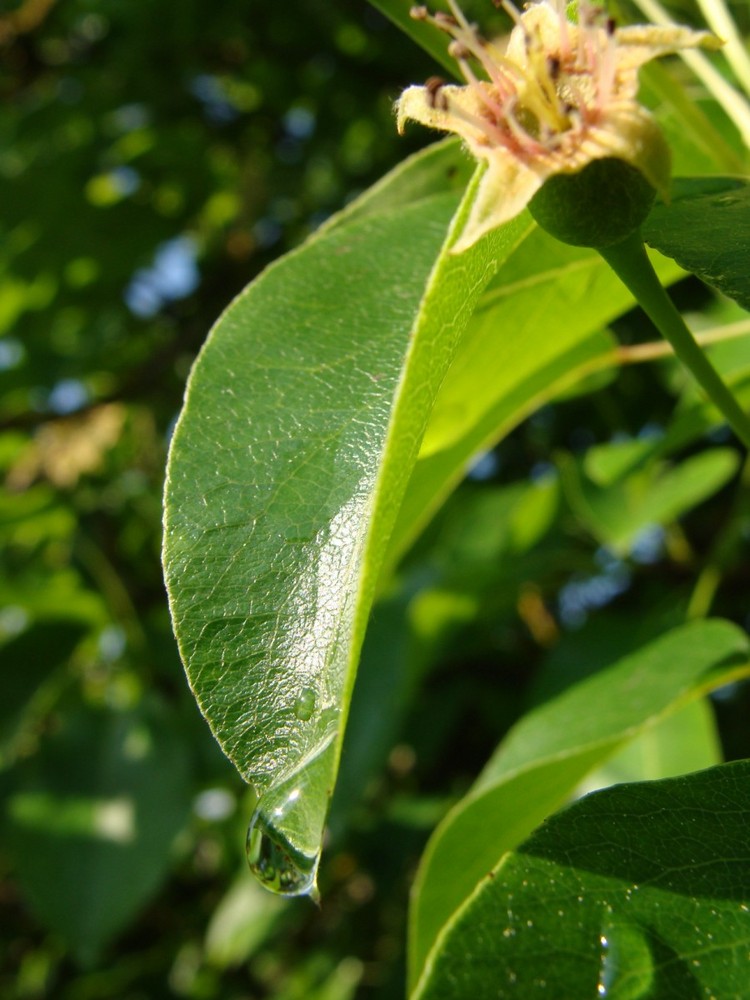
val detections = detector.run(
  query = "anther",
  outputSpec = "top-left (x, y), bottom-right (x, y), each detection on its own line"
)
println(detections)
top-left (425, 76), bottom-right (449, 109)
top-left (434, 11), bottom-right (460, 28)
top-left (409, 5), bottom-right (429, 20)
top-left (448, 39), bottom-right (472, 60)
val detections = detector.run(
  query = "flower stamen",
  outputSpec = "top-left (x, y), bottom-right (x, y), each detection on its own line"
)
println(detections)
top-left (397, 0), bottom-right (720, 252)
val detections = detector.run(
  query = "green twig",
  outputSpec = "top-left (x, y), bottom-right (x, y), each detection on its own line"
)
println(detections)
top-left (598, 231), bottom-right (750, 450)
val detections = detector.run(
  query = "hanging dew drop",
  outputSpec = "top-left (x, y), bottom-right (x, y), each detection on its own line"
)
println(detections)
top-left (245, 727), bottom-right (337, 901)
top-left (246, 797), bottom-right (320, 898)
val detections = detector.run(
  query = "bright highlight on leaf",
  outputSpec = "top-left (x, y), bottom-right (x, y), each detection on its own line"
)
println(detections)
top-left (396, 0), bottom-right (718, 252)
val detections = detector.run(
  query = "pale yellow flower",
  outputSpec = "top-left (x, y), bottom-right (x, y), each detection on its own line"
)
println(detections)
top-left (397, 0), bottom-right (719, 252)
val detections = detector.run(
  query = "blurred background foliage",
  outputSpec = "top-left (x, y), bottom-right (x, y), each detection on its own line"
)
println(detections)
top-left (1, 0), bottom-right (749, 998)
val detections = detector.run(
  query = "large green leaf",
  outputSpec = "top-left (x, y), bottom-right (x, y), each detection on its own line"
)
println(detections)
top-left (412, 759), bottom-right (750, 999)
top-left (643, 177), bottom-right (750, 311)
top-left (2, 701), bottom-right (191, 964)
top-left (408, 619), bottom-right (750, 986)
top-left (163, 149), bottom-right (531, 896)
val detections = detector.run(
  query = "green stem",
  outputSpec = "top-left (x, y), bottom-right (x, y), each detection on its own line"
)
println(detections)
top-left (598, 231), bottom-right (750, 450)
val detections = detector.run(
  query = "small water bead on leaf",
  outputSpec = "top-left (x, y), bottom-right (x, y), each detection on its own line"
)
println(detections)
top-left (596, 921), bottom-right (654, 1000)
top-left (293, 687), bottom-right (316, 722)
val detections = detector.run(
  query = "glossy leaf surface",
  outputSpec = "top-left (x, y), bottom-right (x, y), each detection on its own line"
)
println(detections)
top-left (163, 148), bottom-right (530, 892)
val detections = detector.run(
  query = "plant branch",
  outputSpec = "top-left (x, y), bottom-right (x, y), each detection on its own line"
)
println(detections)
top-left (615, 318), bottom-right (750, 365)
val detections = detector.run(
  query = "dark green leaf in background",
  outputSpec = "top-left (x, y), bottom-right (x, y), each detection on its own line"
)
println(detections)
top-left (409, 619), bottom-right (750, 986)
top-left (0, 619), bottom-right (86, 765)
top-left (413, 760), bottom-right (750, 1000)
top-left (2, 701), bottom-right (191, 964)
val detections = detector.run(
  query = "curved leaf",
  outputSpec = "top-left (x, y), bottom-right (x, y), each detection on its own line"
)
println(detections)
top-left (559, 445), bottom-right (740, 555)
top-left (163, 152), bottom-right (530, 894)
top-left (412, 759), bottom-right (750, 1000)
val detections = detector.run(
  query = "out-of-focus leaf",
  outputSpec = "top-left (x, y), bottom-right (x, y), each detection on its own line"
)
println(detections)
top-left (644, 177), bottom-right (750, 311)
top-left (204, 872), bottom-right (287, 968)
top-left (637, 61), bottom-right (746, 175)
top-left (579, 697), bottom-right (722, 793)
top-left (559, 445), bottom-right (740, 555)
top-left (412, 760), bottom-right (750, 1000)
top-left (408, 619), bottom-right (750, 987)
top-left (287, 957), bottom-right (364, 1000)
top-left (2, 701), bottom-right (192, 964)
top-left (0, 619), bottom-right (86, 764)
top-left (327, 592), bottom-right (416, 839)
top-left (659, 324), bottom-right (750, 452)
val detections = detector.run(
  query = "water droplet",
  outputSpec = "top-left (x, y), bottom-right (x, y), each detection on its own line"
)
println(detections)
top-left (294, 687), bottom-right (316, 721)
top-left (597, 933), bottom-right (614, 997)
top-left (246, 791), bottom-right (319, 897)
top-left (245, 731), bottom-right (336, 899)
top-left (597, 921), bottom-right (654, 1000)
